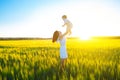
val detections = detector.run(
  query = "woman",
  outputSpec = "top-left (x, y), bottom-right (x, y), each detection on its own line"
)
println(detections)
top-left (52, 30), bottom-right (68, 71)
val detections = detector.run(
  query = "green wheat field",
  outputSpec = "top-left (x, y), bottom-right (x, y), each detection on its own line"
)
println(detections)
top-left (0, 38), bottom-right (120, 80)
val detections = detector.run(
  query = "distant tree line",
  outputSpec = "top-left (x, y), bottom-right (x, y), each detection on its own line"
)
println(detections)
top-left (0, 36), bottom-right (120, 40)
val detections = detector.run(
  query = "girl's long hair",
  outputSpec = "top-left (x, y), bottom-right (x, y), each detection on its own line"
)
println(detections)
top-left (52, 31), bottom-right (59, 43)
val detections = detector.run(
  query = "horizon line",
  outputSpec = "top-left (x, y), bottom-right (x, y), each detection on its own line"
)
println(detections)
top-left (0, 36), bottom-right (120, 40)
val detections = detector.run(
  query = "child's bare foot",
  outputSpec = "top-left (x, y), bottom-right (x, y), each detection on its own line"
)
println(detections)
top-left (69, 32), bottom-right (72, 35)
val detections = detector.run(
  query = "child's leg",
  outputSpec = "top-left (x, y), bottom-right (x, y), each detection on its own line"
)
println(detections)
top-left (69, 29), bottom-right (72, 35)
top-left (66, 27), bottom-right (72, 35)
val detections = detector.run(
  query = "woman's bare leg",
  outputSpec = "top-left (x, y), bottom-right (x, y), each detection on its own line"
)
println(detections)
top-left (60, 58), bottom-right (67, 71)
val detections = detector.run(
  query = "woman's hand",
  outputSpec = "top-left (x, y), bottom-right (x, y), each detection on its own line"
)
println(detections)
top-left (59, 31), bottom-right (68, 40)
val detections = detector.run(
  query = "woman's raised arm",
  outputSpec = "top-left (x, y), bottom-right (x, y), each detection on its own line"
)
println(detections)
top-left (59, 31), bottom-right (68, 39)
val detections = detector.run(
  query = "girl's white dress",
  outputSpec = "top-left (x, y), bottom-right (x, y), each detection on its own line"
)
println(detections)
top-left (58, 37), bottom-right (68, 59)
top-left (63, 19), bottom-right (73, 32)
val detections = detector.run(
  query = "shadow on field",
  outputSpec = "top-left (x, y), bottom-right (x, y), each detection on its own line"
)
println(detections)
top-left (0, 46), bottom-right (13, 48)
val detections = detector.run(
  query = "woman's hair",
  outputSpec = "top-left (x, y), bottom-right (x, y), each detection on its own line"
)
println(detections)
top-left (52, 30), bottom-right (59, 43)
top-left (62, 15), bottom-right (67, 19)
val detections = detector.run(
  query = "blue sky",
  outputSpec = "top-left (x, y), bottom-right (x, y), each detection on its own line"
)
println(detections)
top-left (0, 0), bottom-right (58, 24)
top-left (0, 0), bottom-right (120, 38)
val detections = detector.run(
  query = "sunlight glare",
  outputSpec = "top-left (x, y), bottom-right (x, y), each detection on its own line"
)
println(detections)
top-left (80, 35), bottom-right (91, 40)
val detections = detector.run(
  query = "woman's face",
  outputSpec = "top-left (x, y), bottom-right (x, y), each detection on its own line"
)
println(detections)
top-left (59, 31), bottom-right (62, 36)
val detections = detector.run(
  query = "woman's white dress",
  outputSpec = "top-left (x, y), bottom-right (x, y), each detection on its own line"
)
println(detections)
top-left (58, 37), bottom-right (68, 59)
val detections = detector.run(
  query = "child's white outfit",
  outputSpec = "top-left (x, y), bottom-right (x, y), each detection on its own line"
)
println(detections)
top-left (63, 19), bottom-right (73, 32)
top-left (57, 36), bottom-right (68, 59)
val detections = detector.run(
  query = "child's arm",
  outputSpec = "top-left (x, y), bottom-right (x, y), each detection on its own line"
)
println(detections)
top-left (62, 23), bottom-right (66, 27)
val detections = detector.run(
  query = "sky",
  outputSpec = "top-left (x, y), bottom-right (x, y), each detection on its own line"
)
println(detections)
top-left (0, 0), bottom-right (120, 38)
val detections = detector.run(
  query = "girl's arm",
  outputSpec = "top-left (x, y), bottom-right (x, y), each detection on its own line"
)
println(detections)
top-left (62, 23), bottom-right (66, 27)
top-left (59, 31), bottom-right (68, 39)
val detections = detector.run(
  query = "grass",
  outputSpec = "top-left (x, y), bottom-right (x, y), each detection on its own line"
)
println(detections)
top-left (0, 38), bottom-right (120, 80)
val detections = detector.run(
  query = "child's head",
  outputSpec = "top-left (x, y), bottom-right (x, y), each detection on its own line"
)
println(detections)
top-left (52, 30), bottom-right (59, 43)
top-left (62, 15), bottom-right (67, 19)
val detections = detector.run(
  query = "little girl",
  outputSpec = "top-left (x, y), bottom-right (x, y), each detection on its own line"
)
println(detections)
top-left (62, 15), bottom-right (73, 35)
